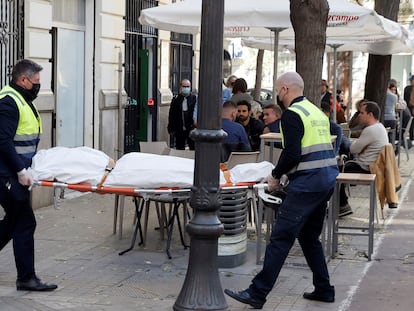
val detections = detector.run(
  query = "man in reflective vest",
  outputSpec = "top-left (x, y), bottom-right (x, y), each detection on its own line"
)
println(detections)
top-left (0, 59), bottom-right (57, 291)
top-left (225, 72), bottom-right (338, 308)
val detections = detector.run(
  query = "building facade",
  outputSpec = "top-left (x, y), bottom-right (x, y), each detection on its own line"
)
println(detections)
top-left (1, 0), bottom-right (129, 207)
top-left (0, 0), bottom-right (199, 208)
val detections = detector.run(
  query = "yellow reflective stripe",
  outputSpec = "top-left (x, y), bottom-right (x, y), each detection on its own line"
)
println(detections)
top-left (291, 104), bottom-right (310, 116)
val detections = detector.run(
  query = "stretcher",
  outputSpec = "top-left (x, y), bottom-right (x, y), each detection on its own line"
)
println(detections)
top-left (35, 180), bottom-right (270, 259)
top-left (32, 147), bottom-right (275, 258)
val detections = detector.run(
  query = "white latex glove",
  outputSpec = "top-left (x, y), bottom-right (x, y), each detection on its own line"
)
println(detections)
top-left (17, 168), bottom-right (33, 186)
top-left (266, 175), bottom-right (280, 192)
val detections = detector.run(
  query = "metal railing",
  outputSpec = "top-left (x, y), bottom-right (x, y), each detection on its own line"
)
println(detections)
top-left (126, 0), bottom-right (158, 36)
top-left (0, 0), bottom-right (23, 87)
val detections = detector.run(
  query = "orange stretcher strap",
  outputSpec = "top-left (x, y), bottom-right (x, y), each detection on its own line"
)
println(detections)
top-left (219, 163), bottom-right (259, 187)
top-left (97, 158), bottom-right (116, 189)
top-left (220, 162), bottom-right (232, 186)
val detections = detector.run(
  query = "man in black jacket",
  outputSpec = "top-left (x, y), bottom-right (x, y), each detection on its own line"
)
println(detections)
top-left (0, 59), bottom-right (57, 291)
top-left (236, 100), bottom-right (264, 151)
top-left (225, 72), bottom-right (338, 308)
top-left (167, 79), bottom-right (197, 150)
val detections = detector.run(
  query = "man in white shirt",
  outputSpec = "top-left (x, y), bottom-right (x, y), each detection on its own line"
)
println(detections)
top-left (339, 101), bottom-right (389, 216)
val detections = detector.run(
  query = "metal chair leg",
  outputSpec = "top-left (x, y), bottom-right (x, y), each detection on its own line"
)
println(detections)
top-left (119, 198), bottom-right (144, 255)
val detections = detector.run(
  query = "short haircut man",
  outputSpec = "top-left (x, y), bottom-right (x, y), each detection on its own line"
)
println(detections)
top-left (223, 100), bottom-right (237, 110)
top-left (12, 59), bottom-right (43, 82)
top-left (262, 103), bottom-right (282, 130)
top-left (237, 100), bottom-right (251, 111)
top-left (263, 103), bottom-right (282, 116)
top-left (236, 99), bottom-right (264, 151)
top-left (221, 100), bottom-right (251, 161)
top-left (360, 101), bottom-right (381, 120)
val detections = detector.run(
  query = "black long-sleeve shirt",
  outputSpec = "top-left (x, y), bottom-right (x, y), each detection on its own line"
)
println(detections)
top-left (237, 117), bottom-right (264, 151)
top-left (272, 96), bottom-right (305, 179)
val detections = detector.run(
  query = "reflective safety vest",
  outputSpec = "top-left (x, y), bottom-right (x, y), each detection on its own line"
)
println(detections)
top-left (0, 85), bottom-right (42, 162)
top-left (281, 98), bottom-right (338, 192)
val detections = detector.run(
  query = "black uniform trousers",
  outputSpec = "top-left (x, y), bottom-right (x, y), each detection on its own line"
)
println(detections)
top-left (247, 189), bottom-right (334, 304)
top-left (0, 176), bottom-right (36, 281)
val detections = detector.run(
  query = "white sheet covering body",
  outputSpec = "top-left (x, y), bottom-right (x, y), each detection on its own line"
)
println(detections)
top-left (31, 147), bottom-right (275, 188)
top-left (229, 162), bottom-right (274, 184)
top-left (105, 152), bottom-right (201, 188)
top-left (105, 153), bottom-right (274, 188)
top-left (31, 146), bottom-right (110, 184)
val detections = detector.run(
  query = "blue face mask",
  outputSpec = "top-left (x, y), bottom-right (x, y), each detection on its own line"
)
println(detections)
top-left (181, 86), bottom-right (191, 95)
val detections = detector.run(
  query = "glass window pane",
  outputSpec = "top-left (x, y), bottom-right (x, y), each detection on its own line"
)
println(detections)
top-left (52, 0), bottom-right (85, 26)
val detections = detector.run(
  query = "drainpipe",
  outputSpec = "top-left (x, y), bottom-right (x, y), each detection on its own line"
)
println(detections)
top-left (116, 46), bottom-right (124, 159)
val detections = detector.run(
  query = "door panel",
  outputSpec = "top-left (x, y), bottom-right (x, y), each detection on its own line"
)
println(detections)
top-left (55, 28), bottom-right (84, 147)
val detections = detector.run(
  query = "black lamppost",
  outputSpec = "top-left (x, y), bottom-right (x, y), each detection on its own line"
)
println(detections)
top-left (173, 0), bottom-right (227, 310)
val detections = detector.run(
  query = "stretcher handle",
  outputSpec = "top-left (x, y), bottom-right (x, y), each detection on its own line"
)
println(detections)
top-left (36, 180), bottom-right (138, 196)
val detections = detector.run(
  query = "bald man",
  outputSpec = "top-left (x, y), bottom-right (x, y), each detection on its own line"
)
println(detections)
top-left (225, 72), bottom-right (338, 308)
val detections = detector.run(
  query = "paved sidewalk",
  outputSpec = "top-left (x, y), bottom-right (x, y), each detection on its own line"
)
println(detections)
top-left (346, 177), bottom-right (414, 311)
top-left (0, 149), bottom-right (413, 311)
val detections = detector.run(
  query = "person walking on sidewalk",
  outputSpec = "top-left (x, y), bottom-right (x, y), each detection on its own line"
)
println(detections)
top-left (225, 72), bottom-right (338, 309)
top-left (0, 59), bottom-right (57, 291)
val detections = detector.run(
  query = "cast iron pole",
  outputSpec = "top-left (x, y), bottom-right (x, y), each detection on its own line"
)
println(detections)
top-left (173, 0), bottom-right (227, 310)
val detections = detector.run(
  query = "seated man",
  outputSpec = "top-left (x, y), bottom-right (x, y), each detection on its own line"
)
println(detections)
top-left (339, 101), bottom-right (389, 216)
top-left (236, 100), bottom-right (264, 151)
top-left (262, 103), bottom-right (283, 150)
top-left (262, 103), bottom-right (282, 134)
top-left (221, 100), bottom-right (252, 162)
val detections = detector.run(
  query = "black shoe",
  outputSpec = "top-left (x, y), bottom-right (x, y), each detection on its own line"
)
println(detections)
top-left (339, 203), bottom-right (353, 217)
top-left (224, 289), bottom-right (264, 309)
top-left (16, 276), bottom-right (58, 291)
top-left (388, 202), bottom-right (398, 209)
top-left (303, 291), bottom-right (334, 303)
